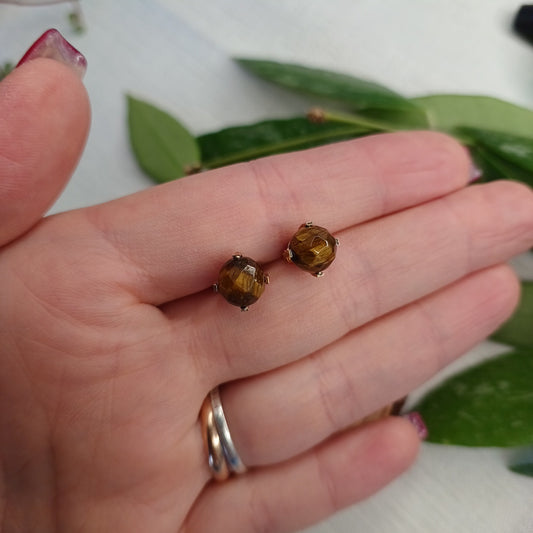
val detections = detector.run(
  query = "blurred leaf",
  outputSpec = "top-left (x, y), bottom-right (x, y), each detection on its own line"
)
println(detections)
top-left (0, 61), bottom-right (13, 81)
top-left (317, 107), bottom-right (429, 132)
top-left (470, 146), bottom-right (532, 183)
top-left (491, 282), bottom-right (533, 348)
top-left (68, 10), bottom-right (85, 34)
top-left (509, 462), bottom-right (533, 477)
top-left (413, 351), bottom-right (533, 447)
top-left (236, 58), bottom-right (420, 113)
top-left (412, 94), bottom-right (533, 137)
top-left (127, 95), bottom-right (200, 183)
top-left (508, 446), bottom-right (533, 477)
top-left (356, 106), bottom-right (430, 129)
top-left (458, 127), bottom-right (533, 187)
top-left (199, 117), bottom-right (371, 168)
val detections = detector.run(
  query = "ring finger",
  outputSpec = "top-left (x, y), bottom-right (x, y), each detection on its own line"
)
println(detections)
top-left (216, 263), bottom-right (520, 467)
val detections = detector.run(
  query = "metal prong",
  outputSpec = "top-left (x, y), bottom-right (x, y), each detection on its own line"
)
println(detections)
top-left (212, 283), bottom-right (219, 293)
top-left (232, 252), bottom-right (242, 260)
top-left (335, 238), bottom-right (340, 246)
top-left (304, 221), bottom-right (313, 228)
top-left (264, 274), bottom-right (270, 285)
top-left (315, 271), bottom-right (324, 278)
top-left (283, 247), bottom-right (293, 263)
top-left (240, 306), bottom-right (249, 312)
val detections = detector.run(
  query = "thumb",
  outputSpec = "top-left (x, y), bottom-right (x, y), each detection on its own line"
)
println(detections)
top-left (0, 30), bottom-right (90, 246)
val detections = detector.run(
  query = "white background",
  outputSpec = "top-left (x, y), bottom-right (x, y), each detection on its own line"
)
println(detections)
top-left (1, 2), bottom-right (532, 532)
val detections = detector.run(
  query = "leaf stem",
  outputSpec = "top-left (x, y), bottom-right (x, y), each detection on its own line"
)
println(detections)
top-left (202, 124), bottom-right (369, 169)
top-left (319, 109), bottom-right (398, 133)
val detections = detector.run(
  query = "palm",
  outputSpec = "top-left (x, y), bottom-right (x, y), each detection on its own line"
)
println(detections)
top-left (0, 212), bottom-right (206, 531)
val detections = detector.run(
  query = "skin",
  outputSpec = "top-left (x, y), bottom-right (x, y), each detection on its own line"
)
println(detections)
top-left (0, 58), bottom-right (532, 533)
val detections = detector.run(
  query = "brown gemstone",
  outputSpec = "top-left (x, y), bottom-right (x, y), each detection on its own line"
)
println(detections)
top-left (215, 255), bottom-right (268, 311)
top-left (286, 223), bottom-right (337, 276)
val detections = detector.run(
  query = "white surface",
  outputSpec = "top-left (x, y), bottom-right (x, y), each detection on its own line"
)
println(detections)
top-left (1, 1), bottom-right (532, 532)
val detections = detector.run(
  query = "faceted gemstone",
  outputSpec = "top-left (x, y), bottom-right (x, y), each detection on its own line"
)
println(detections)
top-left (216, 255), bottom-right (268, 310)
top-left (286, 223), bottom-right (337, 275)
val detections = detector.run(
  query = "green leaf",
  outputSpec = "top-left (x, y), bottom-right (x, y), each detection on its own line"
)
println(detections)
top-left (356, 106), bottom-right (430, 130)
top-left (198, 117), bottom-right (371, 169)
top-left (236, 58), bottom-right (419, 113)
top-left (412, 94), bottom-right (533, 137)
top-left (127, 95), bottom-right (200, 183)
top-left (508, 447), bottom-right (533, 477)
top-left (0, 61), bottom-right (13, 82)
top-left (412, 350), bottom-right (533, 447)
top-left (509, 463), bottom-right (533, 477)
top-left (491, 282), bottom-right (533, 348)
top-left (472, 146), bottom-right (533, 186)
top-left (457, 127), bottom-right (533, 187)
top-left (318, 107), bottom-right (429, 132)
top-left (68, 7), bottom-right (85, 34)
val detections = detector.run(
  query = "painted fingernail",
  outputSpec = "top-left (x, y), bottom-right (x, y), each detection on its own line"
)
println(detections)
top-left (469, 163), bottom-right (483, 183)
top-left (16, 29), bottom-right (86, 79)
top-left (402, 412), bottom-right (428, 440)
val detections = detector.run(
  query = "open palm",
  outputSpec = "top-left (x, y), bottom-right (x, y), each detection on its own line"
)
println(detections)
top-left (1, 59), bottom-right (532, 533)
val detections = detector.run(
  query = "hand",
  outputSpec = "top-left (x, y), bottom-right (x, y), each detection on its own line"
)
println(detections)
top-left (1, 58), bottom-right (532, 533)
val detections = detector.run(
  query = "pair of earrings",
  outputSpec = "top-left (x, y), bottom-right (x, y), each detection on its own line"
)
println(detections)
top-left (213, 222), bottom-right (339, 311)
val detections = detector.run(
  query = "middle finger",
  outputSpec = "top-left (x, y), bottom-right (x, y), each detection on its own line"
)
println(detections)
top-left (166, 180), bottom-right (533, 384)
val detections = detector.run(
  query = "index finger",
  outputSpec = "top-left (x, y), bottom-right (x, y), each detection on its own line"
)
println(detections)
top-left (81, 131), bottom-right (470, 304)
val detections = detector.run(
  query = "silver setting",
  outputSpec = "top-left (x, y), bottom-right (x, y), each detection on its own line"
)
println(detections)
top-left (283, 246), bottom-right (293, 263)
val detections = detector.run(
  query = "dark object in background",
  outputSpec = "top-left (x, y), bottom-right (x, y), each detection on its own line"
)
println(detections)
top-left (514, 5), bottom-right (533, 43)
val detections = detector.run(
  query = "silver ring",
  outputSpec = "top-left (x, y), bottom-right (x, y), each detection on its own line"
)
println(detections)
top-left (200, 395), bottom-right (230, 481)
top-left (210, 387), bottom-right (247, 474)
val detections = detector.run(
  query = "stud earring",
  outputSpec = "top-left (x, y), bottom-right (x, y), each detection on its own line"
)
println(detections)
top-left (213, 253), bottom-right (269, 311)
top-left (284, 222), bottom-right (339, 277)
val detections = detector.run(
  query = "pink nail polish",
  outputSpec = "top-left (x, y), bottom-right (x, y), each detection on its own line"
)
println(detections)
top-left (402, 412), bottom-right (429, 440)
top-left (16, 29), bottom-right (86, 79)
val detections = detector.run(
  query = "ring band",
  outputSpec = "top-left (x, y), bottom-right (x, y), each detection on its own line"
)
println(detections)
top-left (200, 396), bottom-right (230, 481)
top-left (210, 387), bottom-right (247, 474)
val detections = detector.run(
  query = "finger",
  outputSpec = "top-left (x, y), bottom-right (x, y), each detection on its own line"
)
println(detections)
top-left (219, 263), bottom-right (519, 466)
top-left (169, 180), bottom-right (533, 383)
top-left (84, 131), bottom-right (470, 303)
top-left (186, 417), bottom-right (419, 533)
top-left (0, 58), bottom-right (90, 246)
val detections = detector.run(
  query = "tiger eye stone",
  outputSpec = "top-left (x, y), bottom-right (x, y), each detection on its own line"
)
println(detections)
top-left (286, 224), bottom-right (337, 276)
top-left (215, 255), bottom-right (268, 311)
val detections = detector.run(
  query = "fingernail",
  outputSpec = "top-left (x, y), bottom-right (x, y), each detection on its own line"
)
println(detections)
top-left (16, 28), bottom-right (86, 79)
top-left (402, 412), bottom-right (428, 440)
top-left (469, 163), bottom-right (483, 183)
